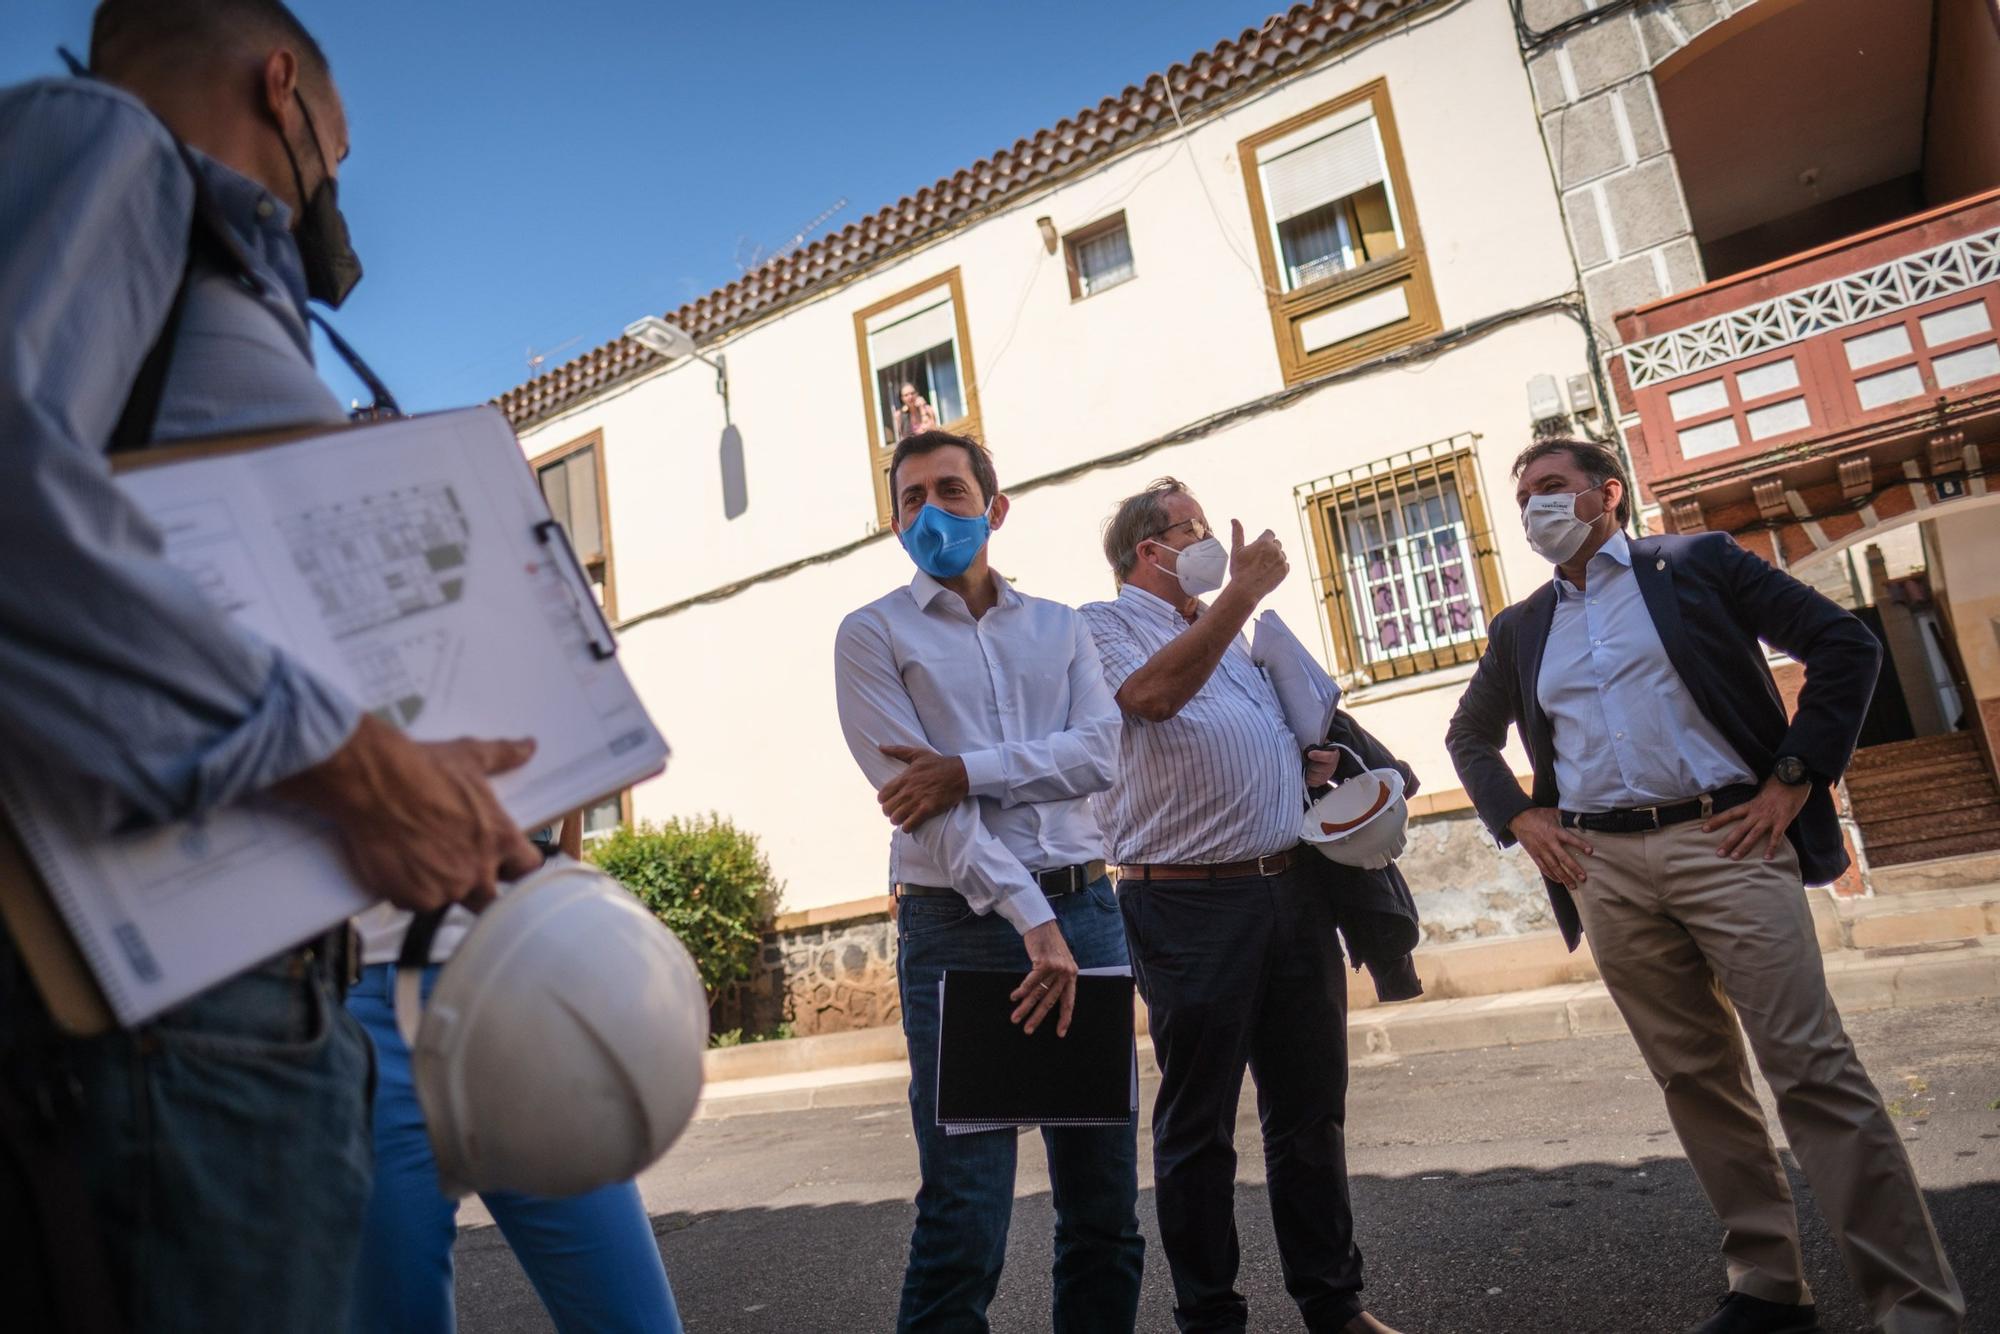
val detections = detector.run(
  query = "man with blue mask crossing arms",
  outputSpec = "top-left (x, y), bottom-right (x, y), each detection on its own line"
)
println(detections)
top-left (834, 430), bottom-right (1143, 1332)
top-left (1448, 438), bottom-right (1962, 1333)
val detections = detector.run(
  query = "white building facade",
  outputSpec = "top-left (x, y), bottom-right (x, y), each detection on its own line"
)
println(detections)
top-left (501, 0), bottom-right (1601, 960)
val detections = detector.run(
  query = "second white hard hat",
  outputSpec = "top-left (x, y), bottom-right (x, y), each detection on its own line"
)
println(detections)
top-left (1300, 745), bottom-right (1410, 871)
top-left (395, 855), bottom-right (709, 1200)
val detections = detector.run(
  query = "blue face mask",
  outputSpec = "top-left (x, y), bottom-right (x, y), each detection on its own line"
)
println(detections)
top-left (898, 501), bottom-right (991, 579)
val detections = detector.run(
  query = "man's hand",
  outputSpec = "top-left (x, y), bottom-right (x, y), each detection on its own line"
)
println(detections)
top-left (1224, 520), bottom-right (1288, 603)
top-left (1304, 746), bottom-right (1341, 787)
top-left (1011, 919), bottom-right (1080, 1036)
top-left (1704, 774), bottom-right (1809, 861)
top-left (1507, 806), bottom-right (1594, 889)
top-left (877, 744), bottom-right (969, 832)
top-left (276, 714), bottom-right (542, 914)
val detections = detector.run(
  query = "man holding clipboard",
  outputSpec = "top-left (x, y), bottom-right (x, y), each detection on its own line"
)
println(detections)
top-left (834, 430), bottom-right (1144, 1333)
top-left (1, 5), bottom-right (537, 1330)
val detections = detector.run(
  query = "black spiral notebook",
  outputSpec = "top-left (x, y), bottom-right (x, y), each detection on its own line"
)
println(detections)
top-left (936, 969), bottom-right (1137, 1129)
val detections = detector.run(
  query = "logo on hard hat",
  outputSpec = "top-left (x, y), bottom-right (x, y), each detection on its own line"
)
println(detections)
top-left (1319, 778), bottom-right (1391, 835)
top-left (1301, 746), bottom-right (1410, 870)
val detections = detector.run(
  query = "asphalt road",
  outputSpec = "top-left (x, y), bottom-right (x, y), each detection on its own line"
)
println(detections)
top-left (455, 999), bottom-right (2000, 1333)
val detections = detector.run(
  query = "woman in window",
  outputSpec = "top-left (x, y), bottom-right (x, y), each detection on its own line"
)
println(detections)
top-left (894, 381), bottom-right (940, 440)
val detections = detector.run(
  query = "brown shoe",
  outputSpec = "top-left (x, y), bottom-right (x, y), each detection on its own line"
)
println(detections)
top-left (1340, 1314), bottom-right (1407, 1334)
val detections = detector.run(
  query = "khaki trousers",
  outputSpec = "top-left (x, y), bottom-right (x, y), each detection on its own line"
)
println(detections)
top-left (1573, 820), bottom-right (1964, 1332)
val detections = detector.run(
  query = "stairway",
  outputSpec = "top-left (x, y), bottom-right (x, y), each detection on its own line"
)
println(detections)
top-left (1846, 733), bottom-right (2000, 869)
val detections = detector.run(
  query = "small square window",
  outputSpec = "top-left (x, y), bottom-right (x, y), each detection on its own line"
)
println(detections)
top-left (1063, 213), bottom-right (1137, 299)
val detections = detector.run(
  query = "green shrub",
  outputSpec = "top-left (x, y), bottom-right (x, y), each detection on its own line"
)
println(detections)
top-left (588, 815), bottom-right (784, 1004)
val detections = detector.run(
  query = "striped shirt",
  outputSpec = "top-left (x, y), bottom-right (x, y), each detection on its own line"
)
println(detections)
top-left (1081, 584), bottom-right (1305, 864)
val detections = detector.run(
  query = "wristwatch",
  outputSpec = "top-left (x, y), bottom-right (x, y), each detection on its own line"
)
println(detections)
top-left (1772, 756), bottom-right (1810, 786)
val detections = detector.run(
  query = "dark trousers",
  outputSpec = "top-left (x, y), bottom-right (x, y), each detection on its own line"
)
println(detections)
top-left (1120, 863), bottom-right (1362, 1334)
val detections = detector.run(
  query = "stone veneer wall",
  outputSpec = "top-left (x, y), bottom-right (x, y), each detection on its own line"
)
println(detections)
top-left (1399, 808), bottom-right (1558, 941)
top-left (719, 907), bottom-right (902, 1038)
top-left (1522, 0), bottom-right (1761, 349)
top-left (717, 809), bottom-right (1552, 1036)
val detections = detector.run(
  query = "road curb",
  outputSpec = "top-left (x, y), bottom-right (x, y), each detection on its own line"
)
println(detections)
top-left (690, 937), bottom-right (2000, 1121)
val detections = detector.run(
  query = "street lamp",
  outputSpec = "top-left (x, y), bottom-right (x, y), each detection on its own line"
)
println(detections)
top-left (624, 315), bottom-right (729, 418)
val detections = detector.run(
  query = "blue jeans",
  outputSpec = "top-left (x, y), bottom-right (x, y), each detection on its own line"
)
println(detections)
top-left (346, 963), bottom-right (681, 1334)
top-left (0, 924), bottom-right (374, 1333)
top-left (895, 878), bottom-right (1145, 1333)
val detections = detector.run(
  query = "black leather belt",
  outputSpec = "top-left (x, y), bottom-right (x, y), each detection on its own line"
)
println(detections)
top-left (899, 860), bottom-right (1107, 899)
top-left (1561, 783), bottom-right (1759, 834)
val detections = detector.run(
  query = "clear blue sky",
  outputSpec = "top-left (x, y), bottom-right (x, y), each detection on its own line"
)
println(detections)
top-left (11, 0), bottom-right (1281, 411)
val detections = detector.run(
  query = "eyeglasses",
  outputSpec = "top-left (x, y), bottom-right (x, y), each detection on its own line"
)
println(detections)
top-left (1148, 517), bottom-right (1210, 543)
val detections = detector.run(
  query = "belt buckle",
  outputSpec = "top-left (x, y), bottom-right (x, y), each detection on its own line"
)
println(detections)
top-left (1633, 805), bottom-right (1661, 831)
top-left (1255, 852), bottom-right (1285, 877)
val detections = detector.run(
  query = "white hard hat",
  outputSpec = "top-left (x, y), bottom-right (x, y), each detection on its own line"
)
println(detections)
top-left (1300, 745), bottom-right (1409, 870)
top-left (394, 856), bottom-right (709, 1199)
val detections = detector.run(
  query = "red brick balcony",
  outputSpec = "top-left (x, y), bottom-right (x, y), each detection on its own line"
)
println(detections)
top-left (1611, 190), bottom-right (2000, 565)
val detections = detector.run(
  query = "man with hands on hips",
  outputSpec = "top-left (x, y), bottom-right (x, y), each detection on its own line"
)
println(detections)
top-left (1447, 438), bottom-right (1962, 1334)
top-left (1082, 478), bottom-right (1400, 1334)
top-left (833, 430), bottom-right (1143, 1333)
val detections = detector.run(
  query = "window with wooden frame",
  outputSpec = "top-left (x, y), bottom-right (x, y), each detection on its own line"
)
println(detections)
top-left (1064, 212), bottom-right (1137, 299)
top-left (531, 429), bottom-right (617, 618)
top-left (1239, 80), bottom-right (1441, 386)
top-left (1295, 437), bottom-right (1504, 683)
top-left (580, 790), bottom-right (630, 843)
top-left (853, 269), bottom-right (983, 526)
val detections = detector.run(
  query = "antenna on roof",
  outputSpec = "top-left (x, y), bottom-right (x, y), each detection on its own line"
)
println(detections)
top-left (734, 197), bottom-right (850, 273)
top-left (525, 334), bottom-right (584, 376)
top-left (771, 196), bottom-right (848, 261)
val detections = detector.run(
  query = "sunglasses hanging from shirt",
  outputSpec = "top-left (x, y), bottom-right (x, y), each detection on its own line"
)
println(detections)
top-left (57, 47), bottom-right (404, 444)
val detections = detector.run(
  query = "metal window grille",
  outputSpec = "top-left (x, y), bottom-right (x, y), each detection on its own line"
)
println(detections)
top-left (1294, 434), bottom-right (1500, 683)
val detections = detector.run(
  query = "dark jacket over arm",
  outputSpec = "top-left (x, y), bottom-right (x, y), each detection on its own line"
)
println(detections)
top-left (1295, 708), bottom-right (1425, 1002)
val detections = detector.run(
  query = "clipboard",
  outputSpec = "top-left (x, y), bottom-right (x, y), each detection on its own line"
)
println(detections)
top-left (0, 408), bottom-right (658, 1034)
top-left (0, 418), bottom-right (317, 1036)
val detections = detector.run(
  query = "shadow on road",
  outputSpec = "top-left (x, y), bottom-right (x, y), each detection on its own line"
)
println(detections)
top-left (454, 1156), bottom-right (1998, 1332)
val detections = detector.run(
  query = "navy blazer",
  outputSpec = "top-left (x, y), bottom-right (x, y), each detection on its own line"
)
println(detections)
top-left (1445, 532), bottom-right (1882, 951)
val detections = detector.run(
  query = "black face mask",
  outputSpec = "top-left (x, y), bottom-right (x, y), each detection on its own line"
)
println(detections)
top-left (278, 91), bottom-right (362, 308)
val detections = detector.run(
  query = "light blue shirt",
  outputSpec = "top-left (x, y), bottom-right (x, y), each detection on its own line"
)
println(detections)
top-left (0, 78), bottom-right (357, 833)
top-left (1535, 532), bottom-right (1755, 812)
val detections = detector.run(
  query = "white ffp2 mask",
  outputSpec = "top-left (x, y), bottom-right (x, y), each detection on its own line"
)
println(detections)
top-left (1523, 483), bottom-right (1606, 564)
top-left (1159, 536), bottom-right (1228, 596)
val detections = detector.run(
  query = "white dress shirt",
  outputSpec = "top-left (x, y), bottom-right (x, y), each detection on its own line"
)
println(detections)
top-left (834, 570), bottom-right (1121, 934)
top-left (1536, 531), bottom-right (1755, 812)
top-left (1081, 584), bottom-right (1305, 864)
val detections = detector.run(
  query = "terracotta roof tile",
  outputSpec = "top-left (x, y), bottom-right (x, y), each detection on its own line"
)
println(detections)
top-left (498, 0), bottom-right (1414, 429)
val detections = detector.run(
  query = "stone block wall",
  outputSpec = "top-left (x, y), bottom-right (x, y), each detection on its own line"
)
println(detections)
top-left (1526, 0), bottom-right (1763, 348)
top-left (1400, 808), bottom-right (1558, 941)
top-left (718, 905), bottom-right (902, 1038)
top-left (714, 808), bottom-right (1558, 1038)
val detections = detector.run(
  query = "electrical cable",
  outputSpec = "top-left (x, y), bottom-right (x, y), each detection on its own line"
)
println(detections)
top-left (613, 292), bottom-right (1594, 633)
